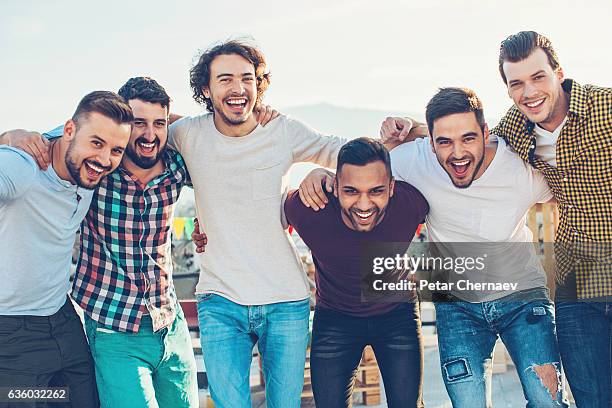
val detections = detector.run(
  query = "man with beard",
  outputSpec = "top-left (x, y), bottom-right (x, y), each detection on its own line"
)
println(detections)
top-left (168, 40), bottom-right (348, 408)
top-left (284, 138), bottom-right (428, 407)
top-left (5, 78), bottom-right (198, 407)
top-left (0, 91), bottom-right (132, 408)
top-left (301, 88), bottom-right (568, 406)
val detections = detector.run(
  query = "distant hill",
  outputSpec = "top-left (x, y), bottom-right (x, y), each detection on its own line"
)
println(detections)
top-left (283, 103), bottom-right (422, 139)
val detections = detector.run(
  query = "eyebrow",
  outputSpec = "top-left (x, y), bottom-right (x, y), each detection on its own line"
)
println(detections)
top-left (508, 70), bottom-right (547, 86)
top-left (133, 117), bottom-right (167, 122)
top-left (342, 185), bottom-right (387, 191)
top-left (91, 135), bottom-right (106, 144)
top-left (461, 131), bottom-right (478, 138)
top-left (216, 72), bottom-right (255, 79)
top-left (434, 132), bottom-right (477, 142)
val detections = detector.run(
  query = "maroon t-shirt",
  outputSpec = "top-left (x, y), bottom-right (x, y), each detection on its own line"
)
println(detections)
top-left (284, 181), bottom-right (429, 317)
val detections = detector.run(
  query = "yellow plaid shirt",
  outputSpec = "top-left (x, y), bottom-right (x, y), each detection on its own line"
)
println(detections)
top-left (492, 79), bottom-right (612, 299)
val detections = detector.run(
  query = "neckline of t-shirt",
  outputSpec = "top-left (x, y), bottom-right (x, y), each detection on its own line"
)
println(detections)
top-left (467, 138), bottom-right (504, 187)
top-left (534, 116), bottom-right (568, 138)
top-left (211, 119), bottom-right (263, 142)
top-left (46, 161), bottom-right (77, 190)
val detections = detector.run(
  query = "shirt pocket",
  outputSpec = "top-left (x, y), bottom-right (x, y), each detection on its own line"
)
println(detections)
top-left (252, 160), bottom-right (284, 201)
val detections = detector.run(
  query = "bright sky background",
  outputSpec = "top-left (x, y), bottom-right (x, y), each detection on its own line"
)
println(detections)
top-left (1, 0), bottom-right (610, 132)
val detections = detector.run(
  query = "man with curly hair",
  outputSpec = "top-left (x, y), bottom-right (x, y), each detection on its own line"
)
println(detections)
top-left (169, 40), bottom-right (348, 407)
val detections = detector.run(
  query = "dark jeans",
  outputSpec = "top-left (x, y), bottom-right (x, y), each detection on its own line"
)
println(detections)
top-left (555, 279), bottom-right (612, 407)
top-left (310, 303), bottom-right (423, 408)
top-left (0, 298), bottom-right (98, 408)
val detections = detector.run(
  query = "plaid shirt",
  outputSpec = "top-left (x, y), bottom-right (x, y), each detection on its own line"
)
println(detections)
top-left (492, 80), bottom-right (612, 299)
top-left (71, 149), bottom-right (191, 332)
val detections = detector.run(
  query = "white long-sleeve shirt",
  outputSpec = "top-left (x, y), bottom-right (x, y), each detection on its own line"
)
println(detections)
top-left (169, 114), bottom-right (346, 305)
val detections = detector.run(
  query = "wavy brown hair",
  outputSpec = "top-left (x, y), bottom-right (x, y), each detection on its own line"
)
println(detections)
top-left (190, 40), bottom-right (271, 112)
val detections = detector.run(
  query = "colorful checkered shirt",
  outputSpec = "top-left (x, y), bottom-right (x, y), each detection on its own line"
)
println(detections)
top-left (492, 80), bottom-right (612, 299)
top-left (71, 149), bottom-right (191, 332)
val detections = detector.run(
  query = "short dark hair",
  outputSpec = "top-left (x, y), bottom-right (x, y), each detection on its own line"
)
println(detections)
top-left (72, 91), bottom-right (133, 127)
top-left (337, 137), bottom-right (391, 178)
top-left (498, 31), bottom-right (560, 84)
top-left (190, 39), bottom-right (271, 112)
top-left (118, 77), bottom-right (171, 111)
top-left (425, 87), bottom-right (485, 136)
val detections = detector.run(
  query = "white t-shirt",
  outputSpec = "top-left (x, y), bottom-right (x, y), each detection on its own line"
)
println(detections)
top-left (390, 137), bottom-right (553, 301)
top-left (169, 114), bottom-right (346, 305)
top-left (533, 116), bottom-right (568, 166)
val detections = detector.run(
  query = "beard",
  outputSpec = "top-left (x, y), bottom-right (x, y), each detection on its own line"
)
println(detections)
top-left (446, 152), bottom-right (485, 189)
top-left (65, 140), bottom-right (110, 190)
top-left (125, 137), bottom-right (166, 169)
top-left (211, 93), bottom-right (255, 126)
top-left (341, 206), bottom-right (387, 232)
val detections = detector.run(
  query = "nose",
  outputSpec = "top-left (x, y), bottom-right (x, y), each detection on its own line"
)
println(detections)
top-left (230, 78), bottom-right (245, 94)
top-left (523, 80), bottom-right (538, 99)
top-left (357, 193), bottom-right (372, 209)
top-left (96, 148), bottom-right (112, 168)
top-left (144, 123), bottom-right (155, 139)
top-left (451, 142), bottom-right (465, 159)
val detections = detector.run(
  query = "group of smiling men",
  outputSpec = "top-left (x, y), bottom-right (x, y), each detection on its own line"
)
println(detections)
top-left (0, 30), bottom-right (610, 408)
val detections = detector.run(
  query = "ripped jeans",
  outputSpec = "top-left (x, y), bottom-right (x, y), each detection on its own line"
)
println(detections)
top-left (434, 288), bottom-right (569, 407)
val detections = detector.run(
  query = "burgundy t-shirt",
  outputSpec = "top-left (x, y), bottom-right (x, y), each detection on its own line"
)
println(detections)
top-left (285, 181), bottom-right (429, 317)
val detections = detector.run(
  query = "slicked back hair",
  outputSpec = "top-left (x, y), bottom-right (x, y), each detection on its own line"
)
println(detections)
top-left (425, 87), bottom-right (485, 136)
top-left (118, 77), bottom-right (171, 111)
top-left (190, 39), bottom-right (271, 112)
top-left (498, 31), bottom-right (561, 84)
top-left (72, 91), bottom-right (133, 129)
top-left (337, 137), bottom-right (392, 179)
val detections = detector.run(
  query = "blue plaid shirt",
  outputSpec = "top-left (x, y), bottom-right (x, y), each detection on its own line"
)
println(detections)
top-left (44, 126), bottom-right (191, 332)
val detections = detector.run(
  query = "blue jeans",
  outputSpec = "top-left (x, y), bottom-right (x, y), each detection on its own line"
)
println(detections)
top-left (310, 303), bottom-right (423, 408)
top-left (555, 280), bottom-right (612, 408)
top-left (196, 294), bottom-right (310, 408)
top-left (434, 289), bottom-right (569, 407)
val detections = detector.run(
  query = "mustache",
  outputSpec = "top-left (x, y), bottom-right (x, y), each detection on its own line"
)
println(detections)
top-left (446, 155), bottom-right (472, 163)
top-left (135, 137), bottom-right (160, 145)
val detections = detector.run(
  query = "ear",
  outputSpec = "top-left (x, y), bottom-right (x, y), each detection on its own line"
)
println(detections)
top-left (483, 124), bottom-right (490, 145)
top-left (389, 177), bottom-right (395, 198)
top-left (556, 66), bottom-right (565, 82)
top-left (203, 86), bottom-right (211, 99)
top-left (430, 136), bottom-right (436, 154)
top-left (63, 120), bottom-right (76, 142)
top-left (333, 178), bottom-right (339, 198)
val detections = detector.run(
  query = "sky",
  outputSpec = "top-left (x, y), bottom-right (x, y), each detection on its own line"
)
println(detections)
top-left (1, 0), bottom-right (610, 132)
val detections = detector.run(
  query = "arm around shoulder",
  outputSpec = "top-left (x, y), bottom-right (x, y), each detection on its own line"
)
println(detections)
top-left (286, 116), bottom-right (347, 168)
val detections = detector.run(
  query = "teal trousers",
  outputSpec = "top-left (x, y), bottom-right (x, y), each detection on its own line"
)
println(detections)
top-left (84, 305), bottom-right (198, 408)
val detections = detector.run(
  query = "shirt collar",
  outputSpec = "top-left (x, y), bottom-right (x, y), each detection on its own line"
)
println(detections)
top-left (563, 79), bottom-right (589, 119)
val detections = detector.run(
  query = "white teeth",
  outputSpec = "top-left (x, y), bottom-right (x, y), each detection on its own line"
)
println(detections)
top-left (526, 99), bottom-right (544, 108)
top-left (86, 162), bottom-right (103, 174)
top-left (452, 160), bottom-right (470, 166)
top-left (227, 98), bottom-right (247, 105)
top-left (355, 210), bottom-right (373, 219)
top-left (139, 142), bottom-right (155, 148)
